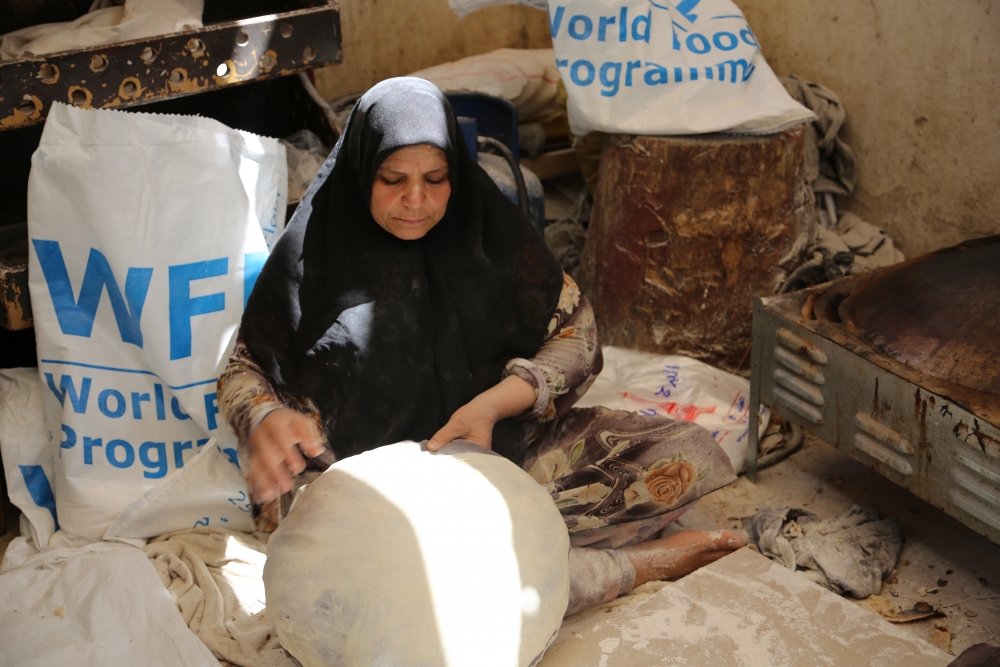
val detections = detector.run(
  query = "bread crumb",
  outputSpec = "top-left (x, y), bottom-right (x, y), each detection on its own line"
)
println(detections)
top-left (54, 606), bottom-right (65, 618)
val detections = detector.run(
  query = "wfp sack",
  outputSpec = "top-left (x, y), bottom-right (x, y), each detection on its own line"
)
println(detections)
top-left (548, 0), bottom-right (815, 136)
top-left (574, 346), bottom-right (770, 473)
top-left (0, 369), bottom-right (58, 548)
top-left (28, 103), bottom-right (284, 541)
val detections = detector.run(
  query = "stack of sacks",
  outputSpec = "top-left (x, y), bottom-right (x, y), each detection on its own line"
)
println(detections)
top-left (0, 101), bottom-right (288, 666)
top-left (1, 0), bottom-right (202, 61)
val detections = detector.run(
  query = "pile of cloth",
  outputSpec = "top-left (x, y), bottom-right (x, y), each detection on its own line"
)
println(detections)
top-left (742, 504), bottom-right (902, 598)
top-left (775, 76), bottom-right (905, 293)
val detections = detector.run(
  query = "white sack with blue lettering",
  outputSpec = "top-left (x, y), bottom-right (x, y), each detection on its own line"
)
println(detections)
top-left (27, 103), bottom-right (281, 541)
top-left (548, 0), bottom-right (815, 135)
top-left (0, 369), bottom-right (58, 549)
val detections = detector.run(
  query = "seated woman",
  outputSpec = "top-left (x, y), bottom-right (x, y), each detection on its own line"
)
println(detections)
top-left (218, 77), bottom-right (743, 616)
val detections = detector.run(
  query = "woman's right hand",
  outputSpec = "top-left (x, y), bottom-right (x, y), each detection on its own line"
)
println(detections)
top-left (248, 408), bottom-right (326, 503)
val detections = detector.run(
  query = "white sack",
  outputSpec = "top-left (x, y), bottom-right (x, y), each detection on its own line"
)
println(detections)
top-left (547, 0), bottom-right (815, 136)
top-left (410, 48), bottom-right (562, 120)
top-left (1, 0), bottom-right (203, 61)
top-left (28, 103), bottom-right (284, 542)
top-left (0, 369), bottom-right (57, 548)
top-left (104, 439), bottom-right (254, 540)
top-left (575, 346), bottom-right (769, 473)
top-left (0, 545), bottom-right (219, 667)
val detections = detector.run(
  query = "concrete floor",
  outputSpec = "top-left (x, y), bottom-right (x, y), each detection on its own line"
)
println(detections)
top-left (673, 433), bottom-right (1000, 657)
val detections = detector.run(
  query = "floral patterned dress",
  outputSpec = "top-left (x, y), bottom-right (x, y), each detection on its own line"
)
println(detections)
top-left (218, 274), bottom-right (736, 547)
top-left (220, 273), bottom-right (736, 615)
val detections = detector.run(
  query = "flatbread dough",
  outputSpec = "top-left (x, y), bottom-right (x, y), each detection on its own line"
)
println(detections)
top-left (264, 441), bottom-right (570, 667)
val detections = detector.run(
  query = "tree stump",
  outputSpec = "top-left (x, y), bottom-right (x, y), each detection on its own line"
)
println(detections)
top-left (579, 132), bottom-right (813, 373)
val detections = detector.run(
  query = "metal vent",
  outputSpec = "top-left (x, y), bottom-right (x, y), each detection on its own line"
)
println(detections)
top-left (950, 422), bottom-right (1000, 531)
top-left (772, 328), bottom-right (826, 424)
top-left (853, 413), bottom-right (914, 476)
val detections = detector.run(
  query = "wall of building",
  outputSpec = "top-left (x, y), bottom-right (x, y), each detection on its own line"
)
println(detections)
top-left (315, 1), bottom-right (999, 257)
top-left (734, 0), bottom-right (1000, 257)
top-left (313, 2), bottom-right (552, 102)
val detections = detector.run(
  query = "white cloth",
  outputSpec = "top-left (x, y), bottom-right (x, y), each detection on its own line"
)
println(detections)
top-left (815, 212), bottom-right (905, 273)
top-left (1, 0), bottom-right (202, 61)
top-left (0, 542), bottom-right (219, 667)
top-left (142, 528), bottom-right (295, 667)
top-left (1, 526), bottom-right (289, 667)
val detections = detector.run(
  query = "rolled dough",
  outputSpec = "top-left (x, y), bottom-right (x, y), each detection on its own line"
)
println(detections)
top-left (264, 441), bottom-right (570, 667)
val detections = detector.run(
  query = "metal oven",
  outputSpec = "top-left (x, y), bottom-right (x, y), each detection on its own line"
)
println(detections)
top-left (747, 236), bottom-right (1000, 546)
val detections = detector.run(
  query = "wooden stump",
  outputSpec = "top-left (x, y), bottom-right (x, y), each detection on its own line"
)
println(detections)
top-left (579, 131), bottom-right (812, 373)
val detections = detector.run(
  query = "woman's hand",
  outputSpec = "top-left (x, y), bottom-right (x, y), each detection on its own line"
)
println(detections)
top-left (249, 408), bottom-right (325, 502)
top-left (428, 400), bottom-right (500, 450)
top-left (428, 375), bottom-right (537, 452)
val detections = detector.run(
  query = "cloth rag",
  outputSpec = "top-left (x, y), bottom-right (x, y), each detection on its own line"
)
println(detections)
top-left (814, 212), bottom-right (906, 273)
top-left (780, 75), bottom-right (857, 197)
top-left (142, 527), bottom-right (295, 667)
top-left (742, 504), bottom-right (902, 598)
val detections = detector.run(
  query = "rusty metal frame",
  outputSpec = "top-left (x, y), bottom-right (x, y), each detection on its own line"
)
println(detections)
top-left (0, 2), bottom-right (342, 131)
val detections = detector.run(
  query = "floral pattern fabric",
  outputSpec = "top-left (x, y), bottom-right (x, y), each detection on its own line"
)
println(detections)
top-left (524, 406), bottom-right (736, 536)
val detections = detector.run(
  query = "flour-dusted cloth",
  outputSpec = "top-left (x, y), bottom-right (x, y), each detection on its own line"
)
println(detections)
top-left (142, 527), bottom-right (295, 667)
top-left (0, 542), bottom-right (219, 667)
top-left (780, 75), bottom-right (857, 197)
top-left (1, 0), bottom-right (202, 60)
top-left (743, 504), bottom-right (903, 598)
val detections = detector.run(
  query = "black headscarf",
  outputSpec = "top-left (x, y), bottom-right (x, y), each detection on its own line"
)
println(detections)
top-left (241, 78), bottom-right (564, 464)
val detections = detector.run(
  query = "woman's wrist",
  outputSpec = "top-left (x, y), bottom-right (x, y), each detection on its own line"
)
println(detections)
top-left (475, 374), bottom-right (537, 422)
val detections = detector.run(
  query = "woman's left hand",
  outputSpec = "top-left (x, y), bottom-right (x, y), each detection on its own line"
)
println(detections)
top-left (427, 399), bottom-right (499, 451)
top-left (427, 374), bottom-right (538, 451)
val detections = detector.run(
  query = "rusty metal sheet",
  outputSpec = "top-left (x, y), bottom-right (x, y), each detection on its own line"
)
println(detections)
top-left (0, 2), bottom-right (342, 131)
top-left (759, 241), bottom-right (1000, 429)
top-left (0, 223), bottom-right (30, 331)
top-left (850, 236), bottom-right (1000, 397)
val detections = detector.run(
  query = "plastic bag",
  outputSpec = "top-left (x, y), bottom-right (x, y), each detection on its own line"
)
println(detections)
top-left (548, 0), bottom-right (815, 136)
top-left (0, 545), bottom-right (218, 666)
top-left (575, 346), bottom-right (769, 473)
top-left (281, 129), bottom-right (329, 202)
top-left (27, 103), bottom-right (283, 542)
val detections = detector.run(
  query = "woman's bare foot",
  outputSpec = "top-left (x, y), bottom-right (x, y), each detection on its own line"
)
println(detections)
top-left (624, 529), bottom-right (745, 586)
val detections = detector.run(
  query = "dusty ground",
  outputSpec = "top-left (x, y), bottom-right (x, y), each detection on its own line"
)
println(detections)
top-left (673, 433), bottom-right (1000, 657)
top-left (2, 433), bottom-right (996, 658)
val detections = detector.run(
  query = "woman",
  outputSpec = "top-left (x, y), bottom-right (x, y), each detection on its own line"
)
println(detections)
top-left (219, 77), bottom-right (743, 616)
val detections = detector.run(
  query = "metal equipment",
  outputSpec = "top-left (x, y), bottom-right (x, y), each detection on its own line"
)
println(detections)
top-left (747, 236), bottom-right (1000, 546)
